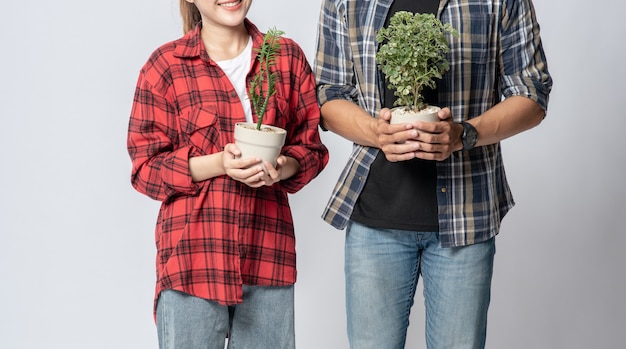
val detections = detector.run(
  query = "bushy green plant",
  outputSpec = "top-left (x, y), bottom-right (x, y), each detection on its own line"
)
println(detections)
top-left (249, 27), bottom-right (284, 130)
top-left (376, 12), bottom-right (457, 111)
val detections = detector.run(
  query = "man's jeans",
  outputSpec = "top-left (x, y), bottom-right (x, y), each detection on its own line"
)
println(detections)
top-left (345, 221), bottom-right (495, 349)
top-left (156, 286), bottom-right (295, 349)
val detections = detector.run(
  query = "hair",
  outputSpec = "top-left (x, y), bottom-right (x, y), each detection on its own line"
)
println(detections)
top-left (180, 1), bottom-right (202, 34)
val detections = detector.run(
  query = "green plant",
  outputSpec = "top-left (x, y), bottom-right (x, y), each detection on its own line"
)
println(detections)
top-left (376, 12), bottom-right (457, 111)
top-left (249, 27), bottom-right (285, 130)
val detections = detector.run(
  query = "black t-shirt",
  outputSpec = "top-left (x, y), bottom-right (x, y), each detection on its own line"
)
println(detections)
top-left (381, 0), bottom-right (440, 109)
top-left (351, 0), bottom-right (441, 232)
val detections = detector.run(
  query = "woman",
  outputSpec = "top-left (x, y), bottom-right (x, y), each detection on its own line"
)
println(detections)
top-left (127, 1), bottom-right (328, 348)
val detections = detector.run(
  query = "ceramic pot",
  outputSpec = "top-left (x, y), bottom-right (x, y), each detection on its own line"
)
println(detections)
top-left (234, 122), bottom-right (287, 167)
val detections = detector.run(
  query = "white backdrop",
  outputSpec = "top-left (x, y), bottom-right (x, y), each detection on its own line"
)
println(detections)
top-left (1, 1), bottom-right (625, 348)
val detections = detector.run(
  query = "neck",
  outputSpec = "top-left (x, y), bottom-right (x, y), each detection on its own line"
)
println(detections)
top-left (201, 22), bottom-right (249, 61)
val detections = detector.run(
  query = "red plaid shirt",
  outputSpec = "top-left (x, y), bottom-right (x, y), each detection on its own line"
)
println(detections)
top-left (127, 20), bottom-right (328, 313)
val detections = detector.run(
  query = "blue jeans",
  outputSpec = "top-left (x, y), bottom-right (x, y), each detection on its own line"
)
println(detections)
top-left (345, 221), bottom-right (495, 349)
top-left (156, 286), bottom-right (295, 349)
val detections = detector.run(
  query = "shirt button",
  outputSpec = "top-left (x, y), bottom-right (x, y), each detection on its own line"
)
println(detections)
top-left (441, 187), bottom-right (447, 193)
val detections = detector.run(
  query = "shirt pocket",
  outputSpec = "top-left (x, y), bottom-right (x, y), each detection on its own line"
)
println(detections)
top-left (179, 105), bottom-right (221, 153)
top-left (262, 94), bottom-right (290, 130)
top-left (456, 13), bottom-right (494, 65)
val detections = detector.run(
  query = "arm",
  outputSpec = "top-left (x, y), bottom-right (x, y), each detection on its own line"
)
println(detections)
top-left (319, 99), bottom-right (379, 147)
top-left (320, 99), bottom-right (428, 162)
top-left (463, 0), bottom-right (551, 150)
top-left (408, 95), bottom-right (545, 160)
top-left (469, 95), bottom-right (545, 148)
top-left (468, 0), bottom-right (551, 146)
top-left (407, 0), bottom-right (551, 160)
top-left (314, 0), bottom-right (425, 162)
top-left (272, 40), bottom-right (328, 193)
top-left (127, 73), bottom-right (200, 202)
top-left (189, 152), bottom-right (226, 181)
top-left (468, 0), bottom-right (552, 146)
top-left (189, 146), bottom-right (300, 188)
top-left (128, 68), bottom-right (279, 196)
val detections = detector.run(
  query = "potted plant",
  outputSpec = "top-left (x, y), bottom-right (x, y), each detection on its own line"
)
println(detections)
top-left (376, 12), bottom-right (458, 123)
top-left (234, 27), bottom-right (286, 168)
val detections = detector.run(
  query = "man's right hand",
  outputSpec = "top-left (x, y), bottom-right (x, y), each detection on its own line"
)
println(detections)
top-left (376, 108), bottom-right (421, 162)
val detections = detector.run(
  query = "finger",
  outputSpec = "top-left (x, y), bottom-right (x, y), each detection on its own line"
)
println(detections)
top-left (381, 121), bottom-right (415, 134)
top-left (387, 140), bottom-right (421, 153)
top-left (385, 151), bottom-right (417, 162)
top-left (262, 161), bottom-right (280, 178)
top-left (415, 150), bottom-right (450, 162)
top-left (234, 157), bottom-right (263, 170)
top-left (243, 170), bottom-right (267, 187)
top-left (414, 127), bottom-right (455, 146)
top-left (414, 151), bottom-right (438, 161)
top-left (260, 166), bottom-right (282, 186)
top-left (224, 143), bottom-right (242, 157)
top-left (275, 155), bottom-right (286, 167)
top-left (232, 165), bottom-right (265, 180)
top-left (437, 107), bottom-right (452, 121)
top-left (381, 129), bottom-right (419, 146)
top-left (381, 141), bottom-right (421, 162)
top-left (245, 180), bottom-right (265, 188)
top-left (379, 108), bottom-right (392, 121)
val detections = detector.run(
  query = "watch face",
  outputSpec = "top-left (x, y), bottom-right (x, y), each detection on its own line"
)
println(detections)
top-left (462, 122), bottom-right (478, 150)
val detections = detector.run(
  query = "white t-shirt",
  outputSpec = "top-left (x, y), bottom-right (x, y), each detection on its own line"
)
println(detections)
top-left (215, 37), bottom-right (253, 123)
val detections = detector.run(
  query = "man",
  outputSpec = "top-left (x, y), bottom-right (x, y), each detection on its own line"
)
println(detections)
top-left (313, 0), bottom-right (552, 348)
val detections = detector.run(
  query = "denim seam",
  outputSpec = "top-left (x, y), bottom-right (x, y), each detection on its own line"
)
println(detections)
top-left (405, 248), bottom-right (421, 329)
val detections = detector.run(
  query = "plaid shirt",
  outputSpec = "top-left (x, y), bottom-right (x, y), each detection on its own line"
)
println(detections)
top-left (128, 20), bottom-right (328, 310)
top-left (314, 0), bottom-right (552, 247)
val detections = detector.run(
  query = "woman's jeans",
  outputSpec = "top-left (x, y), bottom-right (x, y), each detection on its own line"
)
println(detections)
top-left (156, 285), bottom-right (295, 349)
top-left (345, 221), bottom-right (495, 349)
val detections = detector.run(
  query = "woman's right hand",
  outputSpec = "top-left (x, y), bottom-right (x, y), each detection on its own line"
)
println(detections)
top-left (222, 143), bottom-right (267, 188)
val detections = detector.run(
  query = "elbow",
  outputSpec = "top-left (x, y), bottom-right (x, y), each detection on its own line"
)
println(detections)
top-left (530, 103), bottom-right (547, 129)
top-left (518, 96), bottom-right (546, 131)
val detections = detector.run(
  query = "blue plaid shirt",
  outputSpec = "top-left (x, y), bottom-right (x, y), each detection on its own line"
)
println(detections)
top-left (314, 0), bottom-right (552, 247)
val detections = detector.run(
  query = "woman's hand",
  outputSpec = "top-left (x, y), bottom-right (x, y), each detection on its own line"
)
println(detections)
top-left (223, 144), bottom-right (299, 188)
top-left (222, 143), bottom-right (267, 187)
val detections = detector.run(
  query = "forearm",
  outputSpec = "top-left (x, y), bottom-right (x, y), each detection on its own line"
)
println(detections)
top-left (130, 147), bottom-right (202, 201)
top-left (189, 152), bottom-right (226, 182)
top-left (320, 99), bottom-right (379, 147)
top-left (471, 96), bottom-right (545, 147)
top-left (279, 156), bottom-right (300, 180)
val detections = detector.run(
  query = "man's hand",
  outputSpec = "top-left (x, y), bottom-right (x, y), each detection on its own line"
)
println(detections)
top-left (319, 100), bottom-right (465, 162)
top-left (376, 108), bottom-right (423, 162)
top-left (379, 107), bottom-right (464, 162)
top-left (409, 107), bottom-right (464, 161)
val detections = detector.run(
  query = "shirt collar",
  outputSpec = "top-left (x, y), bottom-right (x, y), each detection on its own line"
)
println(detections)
top-left (173, 19), bottom-right (263, 61)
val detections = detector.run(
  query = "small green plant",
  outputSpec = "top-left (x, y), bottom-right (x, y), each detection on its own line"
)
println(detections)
top-left (249, 27), bottom-right (284, 130)
top-left (376, 12), bottom-right (457, 111)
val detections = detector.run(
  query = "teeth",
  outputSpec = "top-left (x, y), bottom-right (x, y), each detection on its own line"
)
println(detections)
top-left (220, 1), bottom-right (240, 7)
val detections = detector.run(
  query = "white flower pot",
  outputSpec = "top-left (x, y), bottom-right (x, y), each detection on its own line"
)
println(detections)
top-left (389, 105), bottom-right (440, 124)
top-left (234, 122), bottom-right (287, 167)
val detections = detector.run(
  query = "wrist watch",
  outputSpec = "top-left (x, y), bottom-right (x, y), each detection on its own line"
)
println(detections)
top-left (460, 121), bottom-right (478, 150)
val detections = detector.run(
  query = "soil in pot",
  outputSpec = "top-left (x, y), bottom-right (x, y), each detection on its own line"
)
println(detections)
top-left (389, 105), bottom-right (440, 124)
